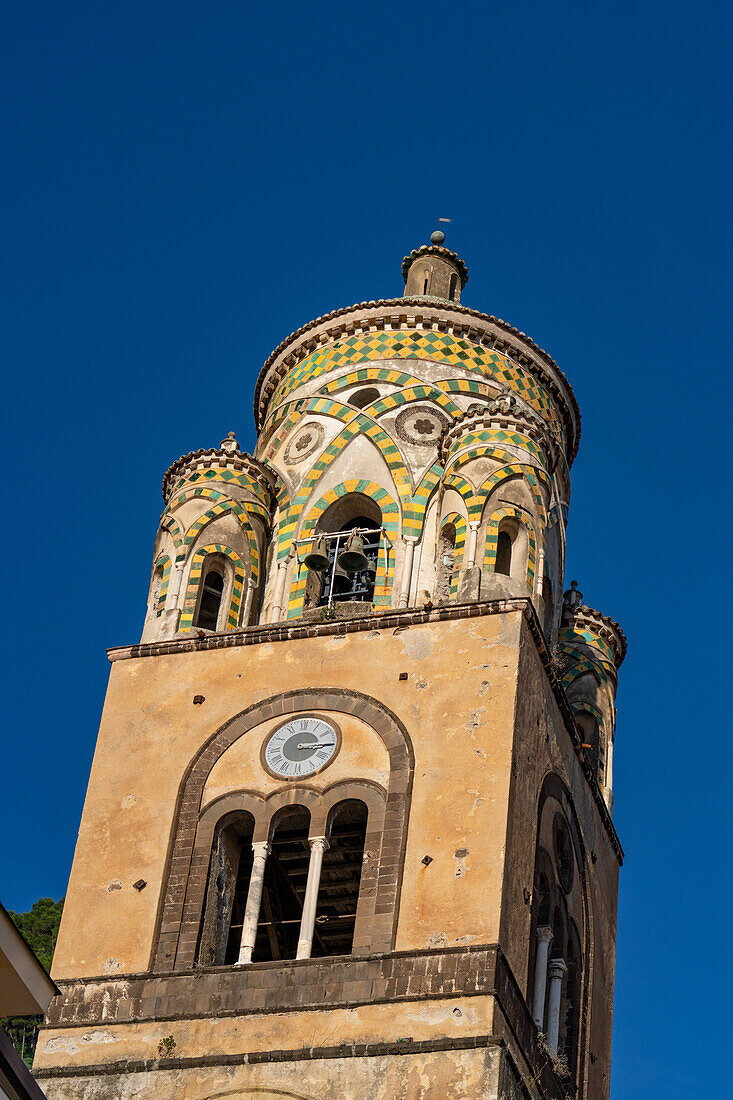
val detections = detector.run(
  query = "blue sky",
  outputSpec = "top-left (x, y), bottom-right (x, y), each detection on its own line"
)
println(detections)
top-left (2, 2), bottom-right (730, 1095)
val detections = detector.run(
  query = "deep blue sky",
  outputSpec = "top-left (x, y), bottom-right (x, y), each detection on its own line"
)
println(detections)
top-left (2, 3), bottom-right (730, 1095)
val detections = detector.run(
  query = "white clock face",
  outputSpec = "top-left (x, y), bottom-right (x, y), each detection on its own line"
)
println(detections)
top-left (263, 716), bottom-right (340, 779)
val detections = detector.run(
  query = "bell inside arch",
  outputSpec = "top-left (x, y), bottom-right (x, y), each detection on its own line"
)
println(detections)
top-left (337, 531), bottom-right (370, 574)
top-left (303, 535), bottom-right (330, 572)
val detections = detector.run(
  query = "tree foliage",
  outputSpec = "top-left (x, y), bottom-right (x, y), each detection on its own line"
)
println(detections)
top-left (2, 897), bottom-right (64, 1068)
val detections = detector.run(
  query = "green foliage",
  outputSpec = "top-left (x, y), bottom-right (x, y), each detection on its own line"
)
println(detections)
top-left (1, 897), bottom-right (64, 1068)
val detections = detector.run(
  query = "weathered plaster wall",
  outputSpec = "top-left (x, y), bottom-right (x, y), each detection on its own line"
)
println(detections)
top-left (52, 612), bottom-right (523, 981)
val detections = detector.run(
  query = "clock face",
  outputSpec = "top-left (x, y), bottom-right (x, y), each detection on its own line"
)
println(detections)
top-left (262, 716), bottom-right (340, 779)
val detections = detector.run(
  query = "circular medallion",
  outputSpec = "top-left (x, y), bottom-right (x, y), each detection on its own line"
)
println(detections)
top-left (394, 405), bottom-right (449, 446)
top-left (262, 715), bottom-right (341, 779)
top-left (284, 422), bottom-right (325, 465)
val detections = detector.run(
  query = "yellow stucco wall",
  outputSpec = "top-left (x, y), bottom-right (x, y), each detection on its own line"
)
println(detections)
top-left (52, 612), bottom-right (522, 981)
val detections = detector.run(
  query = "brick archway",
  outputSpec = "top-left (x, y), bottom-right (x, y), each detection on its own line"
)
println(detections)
top-left (151, 689), bottom-right (414, 972)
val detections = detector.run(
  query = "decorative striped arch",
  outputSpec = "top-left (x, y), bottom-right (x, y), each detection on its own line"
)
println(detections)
top-left (278, 419), bottom-right (409, 560)
top-left (567, 699), bottom-right (607, 780)
top-left (263, 394), bottom-right (357, 443)
top-left (443, 472), bottom-right (479, 514)
top-left (179, 545), bottom-right (246, 633)
top-left (558, 654), bottom-right (608, 689)
top-left (483, 505), bottom-right (537, 591)
top-left (403, 463), bottom-right (443, 540)
top-left (152, 553), bottom-right (171, 616)
top-left (361, 385), bottom-right (462, 420)
top-left (287, 480), bottom-right (400, 620)
top-left (168, 466), bottom-right (273, 509)
top-left (321, 366), bottom-right (426, 395)
top-left (445, 432), bottom-right (545, 468)
top-left (160, 514), bottom-right (184, 551)
top-left (181, 497), bottom-right (262, 587)
top-left (439, 512), bottom-right (467, 597)
top-left (479, 463), bottom-right (548, 523)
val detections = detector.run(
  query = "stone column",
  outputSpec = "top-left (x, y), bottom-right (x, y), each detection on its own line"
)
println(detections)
top-left (269, 558), bottom-right (290, 623)
top-left (168, 560), bottom-right (186, 609)
top-left (236, 842), bottom-right (271, 965)
top-left (466, 522), bottom-right (480, 569)
top-left (546, 957), bottom-right (567, 1056)
top-left (296, 836), bottom-right (329, 960)
top-left (532, 926), bottom-right (554, 1029)
top-left (604, 736), bottom-right (614, 813)
top-left (242, 577), bottom-right (257, 626)
top-left (398, 538), bottom-right (418, 609)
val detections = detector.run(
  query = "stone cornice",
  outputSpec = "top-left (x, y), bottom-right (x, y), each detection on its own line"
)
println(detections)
top-left (106, 598), bottom-right (622, 864)
top-left (566, 605), bottom-right (627, 668)
top-left (253, 299), bottom-right (581, 464)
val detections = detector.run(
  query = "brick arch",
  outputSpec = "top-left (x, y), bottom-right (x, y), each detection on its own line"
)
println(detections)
top-left (151, 689), bottom-right (414, 972)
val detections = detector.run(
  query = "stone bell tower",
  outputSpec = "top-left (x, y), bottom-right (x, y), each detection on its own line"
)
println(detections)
top-left (36, 233), bottom-right (626, 1100)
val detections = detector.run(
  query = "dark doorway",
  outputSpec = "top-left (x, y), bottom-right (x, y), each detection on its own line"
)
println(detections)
top-left (252, 806), bottom-right (311, 962)
top-left (312, 800), bottom-right (368, 957)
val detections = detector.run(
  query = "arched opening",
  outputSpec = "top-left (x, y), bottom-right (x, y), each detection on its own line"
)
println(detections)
top-left (311, 799), bottom-right (368, 957)
top-left (435, 521), bottom-right (457, 602)
top-left (449, 272), bottom-right (458, 300)
top-left (197, 811), bottom-right (255, 966)
top-left (422, 269), bottom-right (430, 294)
top-left (349, 387), bottom-right (381, 409)
top-left (495, 529), bottom-right (513, 576)
top-left (575, 711), bottom-right (604, 784)
top-left (253, 805), bottom-right (311, 962)
top-left (195, 565), bottom-right (225, 630)
top-left (148, 562), bottom-right (165, 620)
top-left (303, 493), bottom-right (382, 610)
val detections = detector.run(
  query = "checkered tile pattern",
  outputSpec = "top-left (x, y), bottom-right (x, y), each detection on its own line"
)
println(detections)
top-left (440, 512), bottom-right (467, 597)
top-left (154, 554), bottom-right (171, 616)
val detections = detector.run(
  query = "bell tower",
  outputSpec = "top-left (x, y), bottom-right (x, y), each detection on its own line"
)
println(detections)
top-left (36, 235), bottom-right (625, 1100)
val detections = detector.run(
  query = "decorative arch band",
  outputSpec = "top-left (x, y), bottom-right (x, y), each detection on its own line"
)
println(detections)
top-left (483, 505), bottom-right (537, 591)
top-left (440, 511), bottom-right (467, 597)
top-left (287, 480), bottom-right (400, 619)
top-left (180, 544), bottom-right (246, 632)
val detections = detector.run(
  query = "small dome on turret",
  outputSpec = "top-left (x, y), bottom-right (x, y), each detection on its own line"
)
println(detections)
top-left (402, 232), bottom-right (469, 302)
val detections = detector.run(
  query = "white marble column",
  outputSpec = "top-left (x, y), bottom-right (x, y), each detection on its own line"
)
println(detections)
top-left (531, 926), bottom-right (554, 1029)
top-left (269, 558), bottom-right (289, 623)
top-left (466, 522), bottom-right (480, 568)
top-left (167, 560), bottom-right (186, 609)
top-left (236, 842), bottom-right (271, 965)
top-left (546, 957), bottom-right (567, 1055)
top-left (242, 576), bottom-right (257, 626)
top-left (296, 836), bottom-right (329, 960)
top-left (604, 736), bottom-right (615, 812)
top-left (397, 538), bottom-right (418, 608)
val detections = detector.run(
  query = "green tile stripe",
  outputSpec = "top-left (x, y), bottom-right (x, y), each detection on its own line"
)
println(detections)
top-left (154, 554), bottom-right (171, 616)
top-left (287, 480), bottom-right (400, 620)
top-left (403, 464), bottom-right (442, 539)
top-left (360, 385), bottom-right (462, 420)
top-left (446, 427), bottom-right (544, 465)
top-left (477, 463), bottom-right (548, 523)
top-left (322, 367), bottom-right (427, 394)
top-left (171, 466), bottom-right (272, 509)
top-left (179, 544), bottom-right (246, 632)
top-left (440, 512), bottom-right (467, 597)
top-left (483, 506), bottom-right (537, 591)
top-left (558, 624), bottom-right (617, 668)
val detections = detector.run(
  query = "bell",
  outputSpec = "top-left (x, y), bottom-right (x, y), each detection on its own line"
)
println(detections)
top-left (337, 531), bottom-right (370, 574)
top-left (303, 536), bottom-right (330, 572)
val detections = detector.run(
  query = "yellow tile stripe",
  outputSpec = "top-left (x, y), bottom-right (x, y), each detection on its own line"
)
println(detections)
top-left (179, 544), bottom-right (246, 632)
top-left (483, 506), bottom-right (537, 592)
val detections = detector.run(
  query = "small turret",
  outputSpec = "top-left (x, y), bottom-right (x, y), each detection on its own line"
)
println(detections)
top-left (402, 230), bottom-right (469, 302)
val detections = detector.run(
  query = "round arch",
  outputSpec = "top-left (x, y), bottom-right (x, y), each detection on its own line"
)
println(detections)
top-left (151, 689), bottom-right (414, 972)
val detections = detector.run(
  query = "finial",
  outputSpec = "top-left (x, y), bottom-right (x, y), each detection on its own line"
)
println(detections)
top-left (220, 431), bottom-right (239, 454)
top-left (430, 229), bottom-right (445, 245)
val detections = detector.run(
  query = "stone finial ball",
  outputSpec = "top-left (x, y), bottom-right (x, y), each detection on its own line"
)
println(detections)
top-left (430, 230), bottom-right (445, 245)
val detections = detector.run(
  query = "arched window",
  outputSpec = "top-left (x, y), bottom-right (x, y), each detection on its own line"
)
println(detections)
top-left (575, 711), bottom-right (605, 785)
top-left (312, 799), bottom-right (368, 957)
top-left (195, 566), bottom-right (224, 630)
top-left (349, 387), bottom-right (381, 409)
top-left (435, 521), bottom-right (457, 602)
top-left (449, 272), bottom-right (458, 300)
top-left (495, 529), bottom-right (513, 576)
top-left (303, 494), bottom-right (382, 610)
top-left (422, 269), bottom-right (430, 294)
top-left (197, 811), bottom-right (255, 966)
top-left (543, 572), bottom-right (554, 637)
top-left (253, 805), bottom-right (311, 962)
